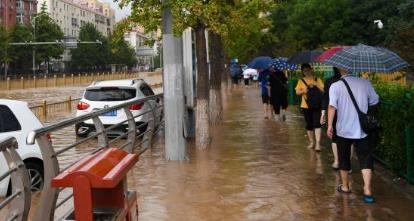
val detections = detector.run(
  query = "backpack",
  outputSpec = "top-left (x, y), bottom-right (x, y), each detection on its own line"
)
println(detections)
top-left (301, 78), bottom-right (323, 109)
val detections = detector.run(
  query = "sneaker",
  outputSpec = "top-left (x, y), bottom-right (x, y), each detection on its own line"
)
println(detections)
top-left (331, 162), bottom-right (339, 169)
top-left (282, 114), bottom-right (286, 121)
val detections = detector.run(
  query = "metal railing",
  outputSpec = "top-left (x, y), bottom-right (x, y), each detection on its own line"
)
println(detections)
top-left (25, 93), bottom-right (164, 221)
top-left (0, 137), bottom-right (31, 221)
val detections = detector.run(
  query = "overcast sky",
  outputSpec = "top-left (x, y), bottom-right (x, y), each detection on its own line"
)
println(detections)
top-left (100, 0), bottom-right (131, 21)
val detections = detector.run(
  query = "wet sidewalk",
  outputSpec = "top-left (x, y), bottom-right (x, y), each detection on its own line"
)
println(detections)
top-left (131, 86), bottom-right (413, 221)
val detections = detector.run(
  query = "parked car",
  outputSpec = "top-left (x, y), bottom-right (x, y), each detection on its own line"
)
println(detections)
top-left (0, 99), bottom-right (45, 197)
top-left (75, 79), bottom-right (162, 137)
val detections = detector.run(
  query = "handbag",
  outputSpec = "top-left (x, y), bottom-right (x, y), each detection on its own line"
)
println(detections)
top-left (341, 79), bottom-right (380, 133)
top-left (301, 78), bottom-right (323, 109)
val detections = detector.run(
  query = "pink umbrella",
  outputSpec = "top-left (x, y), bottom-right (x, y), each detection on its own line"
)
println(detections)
top-left (315, 46), bottom-right (351, 62)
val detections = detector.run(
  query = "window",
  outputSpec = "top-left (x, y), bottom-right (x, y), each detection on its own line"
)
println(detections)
top-left (16, 15), bottom-right (24, 24)
top-left (140, 84), bottom-right (155, 96)
top-left (85, 88), bottom-right (137, 101)
top-left (16, 0), bottom-right (23, 9)
top-left (0, 105), bottom-right (22, 132)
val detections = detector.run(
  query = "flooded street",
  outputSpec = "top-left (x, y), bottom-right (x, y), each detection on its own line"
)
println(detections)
top-left (131, 87), bottom-right (413, 221)
top-left (1, 82), bottom-right (413, 220)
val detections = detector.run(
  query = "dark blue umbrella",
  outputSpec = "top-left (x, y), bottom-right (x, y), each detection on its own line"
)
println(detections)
top-left (323, 44), bottom-right (410, 73)
top-left (288, 50), bottom-right (323, 64)
top-left (273, 57), bottom-right (298, 71)
top-left (248, 56), bottom-right (274, 69)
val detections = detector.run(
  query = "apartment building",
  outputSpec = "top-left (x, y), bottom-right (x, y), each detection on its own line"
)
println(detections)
top-left (124, 26), bottom-right (159, 70)
top-left (37, 0), bottom-right (115, 38)
top-left (0, 0), bottom-right (37, 29)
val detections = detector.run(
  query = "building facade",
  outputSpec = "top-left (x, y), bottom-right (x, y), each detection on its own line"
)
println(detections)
top-left (124, 26), bottom-right (159, 70)
top-left (37, 0), bottom-right (115, 38)
top-left (0, 0), bottom-right (37, 29)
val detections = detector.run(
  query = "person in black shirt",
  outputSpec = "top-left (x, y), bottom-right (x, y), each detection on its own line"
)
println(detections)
top-left (269, 65), bottom-right (289, 121)
top-left (321, 67), bottom-right (341, 169)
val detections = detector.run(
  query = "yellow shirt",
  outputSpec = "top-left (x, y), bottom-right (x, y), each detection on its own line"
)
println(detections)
top-left (295, 77), bottom-right (324, 109)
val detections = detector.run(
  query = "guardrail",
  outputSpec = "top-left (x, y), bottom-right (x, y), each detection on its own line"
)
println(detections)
top-left (0, 137), bottom-right (31, 221)
top-left (24, 93), bottom-right (164, 221)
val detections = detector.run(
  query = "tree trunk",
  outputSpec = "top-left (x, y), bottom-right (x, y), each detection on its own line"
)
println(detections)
top-left (195, 23), bottom-right (210, 149)
top-left (209, 32), bottom-right (223, 124)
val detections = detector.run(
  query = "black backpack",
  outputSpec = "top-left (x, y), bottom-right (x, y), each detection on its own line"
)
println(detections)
top-left (301, 78), bottom-right (323, 109)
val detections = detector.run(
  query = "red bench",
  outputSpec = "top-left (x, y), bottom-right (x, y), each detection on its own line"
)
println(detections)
top-left (52, 148), bottom-right (139, 221)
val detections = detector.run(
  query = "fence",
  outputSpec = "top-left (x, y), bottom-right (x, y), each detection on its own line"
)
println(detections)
top-left (1, 93), bottom-right (165, 220)
top-left (0, 71), bottom-right (162, 91)
top-left (0, 137), bottom-right (31, 221)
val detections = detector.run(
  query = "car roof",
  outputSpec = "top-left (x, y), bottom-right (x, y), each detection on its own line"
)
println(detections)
top-left (0, 99), bottom-right (29, 107)
top-left (87, 79), bottom-right (145, 89)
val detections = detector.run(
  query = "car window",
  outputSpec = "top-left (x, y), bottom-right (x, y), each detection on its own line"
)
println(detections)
top-left (85, 87), bottom-right (136, 101)
top-left (0, 105), bottom-right (22, 132)
top-left (140, 84), bottom-right (155, 96)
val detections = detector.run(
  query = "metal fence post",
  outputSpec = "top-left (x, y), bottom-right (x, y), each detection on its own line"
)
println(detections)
top-left (34, 76), bottom-right (37, 88)
top-left (67, 96), bottom-right (72, 112)
top-left (44, 75), bottom-right (47, 87)
top-left (63, 74), bottom-right (66, 86)
top-left (20, 77), bottom-right (24, 89)
top-left (78, 73), bottom-right (81, 84)
top-left (71, 74), bottom-right (74, 85)
top-left (42, 100), bottom-right (47, 120)
top-left (7, 77), bottom-right (10, 90)
top-left (406, 127), bottom-right (413, 184)
top-left (53, 75), bottom-right (57, 87)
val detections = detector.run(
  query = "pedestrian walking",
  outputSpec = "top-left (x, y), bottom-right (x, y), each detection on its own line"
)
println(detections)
top-left (295, 63), bottom-right (324, 151)
top-left (321, 67), bottom-right (341, 168)
top-left (269, 65), bottom-right (288, 121)
top-left (243, 70), bottom-right (251, 87)
top-left (230, 63), bottom-right (241, 86)
top-left (327, 68), bottom-right (379, 204)
top-left (258, 69), bottom-right (272, 119)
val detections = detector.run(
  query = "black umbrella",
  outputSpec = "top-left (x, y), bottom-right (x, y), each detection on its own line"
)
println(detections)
top-left (288, 50), bottom-right (323, 64)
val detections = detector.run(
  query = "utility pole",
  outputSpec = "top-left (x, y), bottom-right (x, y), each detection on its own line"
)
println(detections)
top-left (162, 0), bottom-right (186, 160)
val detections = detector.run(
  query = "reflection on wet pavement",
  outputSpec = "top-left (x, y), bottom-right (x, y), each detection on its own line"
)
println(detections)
top-left (131, 87), bottom-right (413, 221)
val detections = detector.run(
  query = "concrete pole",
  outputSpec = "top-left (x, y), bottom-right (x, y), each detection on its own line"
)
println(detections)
top-left (162, 0), bottom-right (186, 160)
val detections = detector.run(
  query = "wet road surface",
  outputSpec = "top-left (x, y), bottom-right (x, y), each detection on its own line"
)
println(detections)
top-left (131, 86), bottom-right (413, 221)
top-left (1, 84), bottom-right (413, 220)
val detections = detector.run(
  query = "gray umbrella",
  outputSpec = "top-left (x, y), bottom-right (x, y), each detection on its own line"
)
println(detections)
top-left (323, 44), bottom-right (410, 73)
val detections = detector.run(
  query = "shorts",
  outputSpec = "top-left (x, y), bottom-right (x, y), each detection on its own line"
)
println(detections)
top-left (262, 95), bottom-right (270, 104)
top-left (336, 136), bottom-right (374, 171)
top-left (302, 108), bottom-right (321, 130)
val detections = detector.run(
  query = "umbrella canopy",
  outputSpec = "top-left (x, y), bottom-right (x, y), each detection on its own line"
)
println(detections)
top-left (315, 46), bottom-right (351, 62)
top-left (243, 68), bottom-right (258, 76)
top-left (323, 44), bottom-right (410, 73)
top-left (248, 56), bottom-right (274, 70)
top-left (273, 57), bottom-right (298, 71)
top-left (288, 50), bottom-right (323, 64)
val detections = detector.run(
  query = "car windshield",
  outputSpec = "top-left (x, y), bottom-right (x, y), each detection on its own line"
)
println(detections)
top-left (85, 87), bottom-right (136, 101)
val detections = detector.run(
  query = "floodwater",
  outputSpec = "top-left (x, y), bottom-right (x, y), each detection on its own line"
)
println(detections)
top-left (130, 86), bottom-right (413, 221)
top-left (1, 84), bottom-right (414, 220)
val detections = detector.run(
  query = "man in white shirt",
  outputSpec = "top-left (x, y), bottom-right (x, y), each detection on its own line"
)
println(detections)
top-left (327, 68), bottom-right (379, 204)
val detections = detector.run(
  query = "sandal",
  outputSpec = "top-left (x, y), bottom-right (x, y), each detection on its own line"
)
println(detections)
top-left (336, 184), bottom-right (352, 194)
top-left (363, 195), bottom-right (375, 204)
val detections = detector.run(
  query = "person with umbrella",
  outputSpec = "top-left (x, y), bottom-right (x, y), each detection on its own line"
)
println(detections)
top-left (268, 64), bottom-right (289, 121)
top-left (324, 44), bottom-right (409, 204)
top-left (248, 56), bottom-right (274, 119)
top-left (295, 63), bottom-right (324, 151)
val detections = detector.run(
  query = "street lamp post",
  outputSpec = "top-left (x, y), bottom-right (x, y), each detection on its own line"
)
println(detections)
top-left (31, 14), bottom-right (41, 76)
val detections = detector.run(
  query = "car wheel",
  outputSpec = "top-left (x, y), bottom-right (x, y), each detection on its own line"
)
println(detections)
top-left (25, 162), bottom-right (44, 192)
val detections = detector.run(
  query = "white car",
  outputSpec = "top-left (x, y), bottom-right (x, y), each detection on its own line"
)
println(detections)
top-left (0, 99), bottom-right (45, 197)
top-left (75, 79), bottom-right (162, 137)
